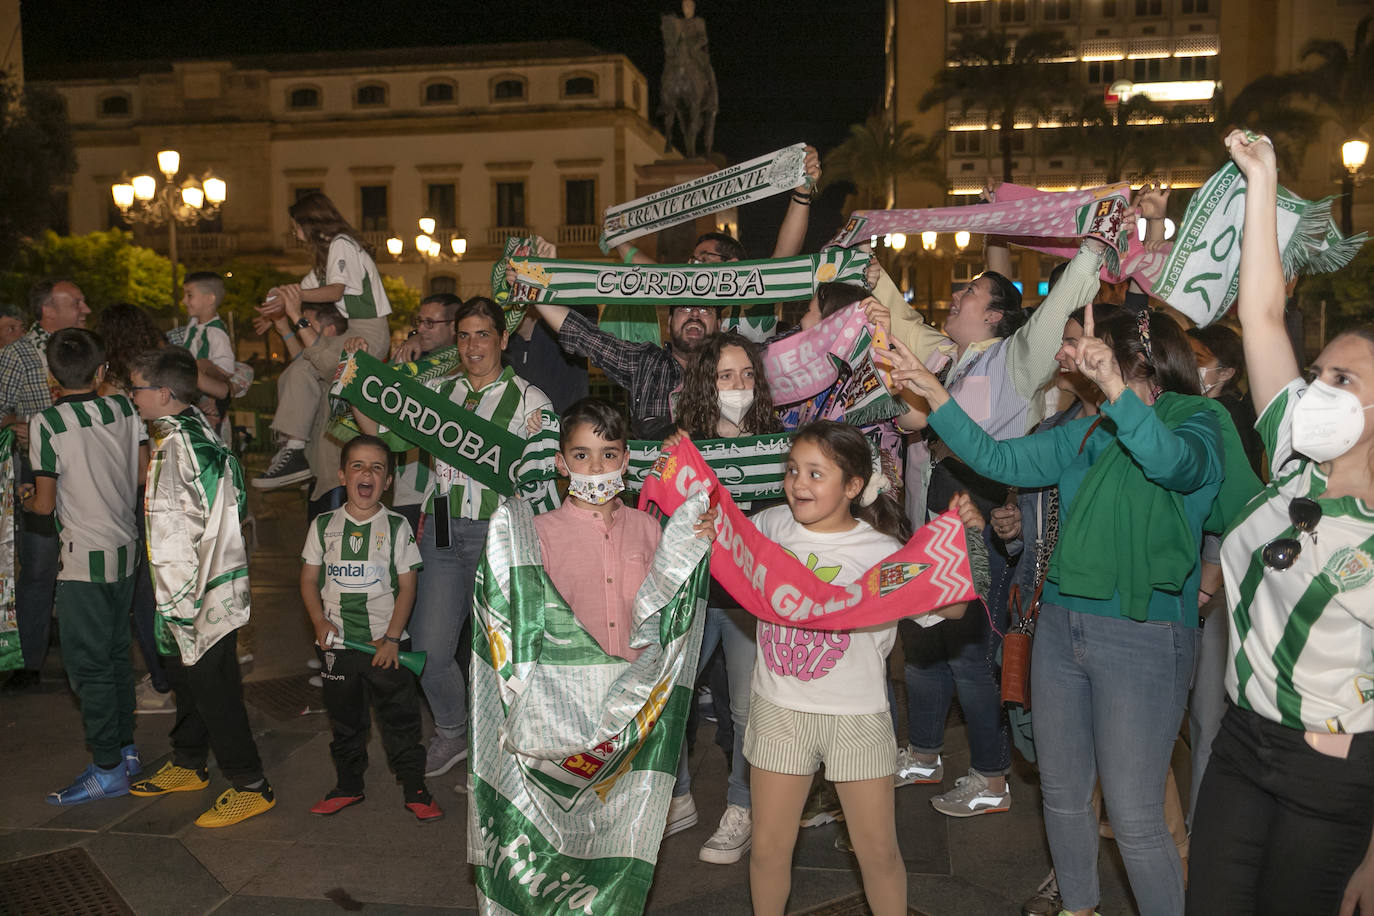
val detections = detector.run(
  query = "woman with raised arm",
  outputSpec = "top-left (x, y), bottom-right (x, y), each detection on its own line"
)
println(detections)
top-left (1186, 131), bottom-right (1374, 916)
top-left (880, 292), bottom-right (1260, 916)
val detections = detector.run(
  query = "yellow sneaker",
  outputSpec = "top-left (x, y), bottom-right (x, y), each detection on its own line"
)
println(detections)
top-left (194, 784), bottom-right (276, 828)
top-left (129, 762), bottom-right (209, 797)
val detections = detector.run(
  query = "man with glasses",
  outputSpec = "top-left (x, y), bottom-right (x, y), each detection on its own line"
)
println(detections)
top-left (0, 280), bottom-right (90, 692)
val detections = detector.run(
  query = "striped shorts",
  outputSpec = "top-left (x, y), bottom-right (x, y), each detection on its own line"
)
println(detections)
top-left (743, 694), bottom-right (897, 782)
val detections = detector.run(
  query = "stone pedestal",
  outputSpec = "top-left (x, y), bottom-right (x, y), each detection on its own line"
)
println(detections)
top-left (630, 156), bottom-right (734, 263)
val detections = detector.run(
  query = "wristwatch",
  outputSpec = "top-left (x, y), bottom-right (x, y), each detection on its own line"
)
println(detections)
top-left (295, 316), bottom-right (311, 330)
top-left (383, 635), bottom-right (401, 644)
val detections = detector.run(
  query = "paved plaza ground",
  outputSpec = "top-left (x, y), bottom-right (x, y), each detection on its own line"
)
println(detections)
top-left (0, 479), bottom-right (1144, 914)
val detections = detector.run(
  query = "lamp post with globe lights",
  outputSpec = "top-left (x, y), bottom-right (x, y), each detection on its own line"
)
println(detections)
top-left (1341, 134), bottom-right (1369, 236)
top-left (111, 150), bottom-right (226, 309)
top-left (386, 217), bottom-right (467, 293)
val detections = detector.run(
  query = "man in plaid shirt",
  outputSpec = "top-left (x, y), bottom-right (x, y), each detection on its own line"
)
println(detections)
top-left (530, 237), bottom-right (734, 439)
top-left (0, 280), bottom-right (90, 692)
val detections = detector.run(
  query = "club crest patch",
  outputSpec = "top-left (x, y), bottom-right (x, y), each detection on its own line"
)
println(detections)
top-left (349, 533), bottom-right (364, 554)
top-left (1321, 546), bottom-right (1374, 592)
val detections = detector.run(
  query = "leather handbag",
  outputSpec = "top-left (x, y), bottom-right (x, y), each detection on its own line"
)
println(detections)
top-left (1001, 580), bottom-right (1042, 709)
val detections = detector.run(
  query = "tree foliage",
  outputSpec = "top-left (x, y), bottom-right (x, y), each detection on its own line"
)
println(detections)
top-left (1049, 95), bottom-right (1191, 184)
top-left (919, 29), bottom-right (1078, 183)
top-left (822, 114), bottom-right (945, 209)
top-left (0, 74), bottom-right (77, 272)
top-left (0, 230), bottom-right (175, 317)
top-left (381, 273), bottom-right (421, 326)
top-left (1297, 239), bottom-right (1374, 335)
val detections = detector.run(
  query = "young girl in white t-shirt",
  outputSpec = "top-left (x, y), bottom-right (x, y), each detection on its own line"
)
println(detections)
top-left (746, 420), bottom-right (976, 916)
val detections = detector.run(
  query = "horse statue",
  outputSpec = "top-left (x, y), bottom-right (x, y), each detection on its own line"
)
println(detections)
top-left (660, 0), bottom-right (718, 159)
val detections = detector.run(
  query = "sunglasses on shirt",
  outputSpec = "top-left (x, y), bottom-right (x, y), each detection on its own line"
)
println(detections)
top-left (1261, 496), bottom-right (1322, 571)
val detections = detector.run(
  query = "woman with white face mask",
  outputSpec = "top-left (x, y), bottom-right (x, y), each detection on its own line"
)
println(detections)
top-left (664, 331), bottom-right (783, 866)
top-left (1187, 131), bottom-right (1374, 916)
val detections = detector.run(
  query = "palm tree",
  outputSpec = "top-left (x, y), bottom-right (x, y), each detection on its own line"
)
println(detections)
top-left (1049, 95), bottom-right (1187, 184)
top-left (821, 114), bottom-right (945, 210)
top-left (1187, 76), bottom-right (1326, 177)
top-left (1275, 16), bottom-right (1374, 233)
top-left (918, 29), bottom-right (1078, 184)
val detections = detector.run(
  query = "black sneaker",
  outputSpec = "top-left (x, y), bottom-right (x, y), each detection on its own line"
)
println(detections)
top-left (251, 447), bottom-right (312, 490)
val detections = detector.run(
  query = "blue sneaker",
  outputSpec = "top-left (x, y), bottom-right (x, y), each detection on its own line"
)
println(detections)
top-left (47, 763), bottom-right (131, 806)
top-left (122, 744), bottom-right (141, 778)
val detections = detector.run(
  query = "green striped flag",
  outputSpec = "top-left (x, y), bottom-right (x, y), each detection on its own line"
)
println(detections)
top-left (510, 250), bottom-right (870, 307)
top-left (468, 494), bottom-right (711, 916)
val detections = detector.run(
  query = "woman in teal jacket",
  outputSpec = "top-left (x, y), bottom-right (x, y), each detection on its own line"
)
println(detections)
top-left (881, 306), bottom-right (1259, 916)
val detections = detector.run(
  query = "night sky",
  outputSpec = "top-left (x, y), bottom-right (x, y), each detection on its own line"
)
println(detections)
top-left (23, 0), bottom-right (888, 246)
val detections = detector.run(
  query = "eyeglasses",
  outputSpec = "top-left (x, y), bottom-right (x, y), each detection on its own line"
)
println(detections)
top-left (672, 306), bottom-right (714, 317)
top-left (1261, 497), bottom-right (1322, 571)
top-left (412, 318), bottom-right (455, 330)
top-left (688, 250), bottom-right (726, 264)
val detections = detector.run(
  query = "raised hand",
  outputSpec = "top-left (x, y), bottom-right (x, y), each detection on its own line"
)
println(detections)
top-left (948, 491), bottom-right (985, 532)
top-left (1134, 181), bottom-right (1170, 220)
top-left (877, 337), bottom-right (949, 407)
top-left (1224, 128), bottom-right (1276, 181)
top-left (798, 145), bottom-right (821, 192)
top-left (1068, 301), bottom-right (1126, 399)
top-left (862, 296), bottom-right (891, 336)
top-left (341, 336), bottom-right (370, 355)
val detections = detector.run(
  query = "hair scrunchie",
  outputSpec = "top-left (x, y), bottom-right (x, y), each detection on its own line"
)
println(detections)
top-left (860, 439), bottom-right (890, 507)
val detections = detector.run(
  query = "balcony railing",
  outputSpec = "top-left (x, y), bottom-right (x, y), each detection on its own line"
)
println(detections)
top-left (487, 226), bottom-right (532, 246)
top-left (180, 232), bottom-right (239, 256)
top-left (557, 224), bottom-right (600, 245)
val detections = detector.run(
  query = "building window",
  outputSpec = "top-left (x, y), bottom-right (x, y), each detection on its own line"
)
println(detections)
top-left (1010, 131), bottom-right (1027, 154)
top-left (492, 78), bottom-right (526, 101)
top-left (495, 181), bottom-right (526, 227)
top-left (1178, 56), bottom-right (1210, 79)
top-left (1043, 0), bottom-right (1073, 21)
top-left (564, 179), bottom-right (596, 226)
top-left (1132, 57), bottom-right (1162, 81)
top-left (953, 1), bottom-right (985, 26)
top-left (426, 182), bottom-right (458, 229)
top-left (429, 275), bottom-right (458, 296)
top-left (1134, 0), bottom-right (1163, 14)
top-left (359, 185), bottom-right (388, 231)
top-left (952, 131), bottom-right (983, 156)
top-left (998, 0), bottom-right (1028, 24)
top-left (288, 86), bottom-right (320, 110)
top-left (98, 94), bottom-right (131, 117)
top-left (355, 83), bottom-right (387, 107)
top-left (1087, 60), bottom-right (1117, 84)
top-left (1181, 0), bottom-right (1209, 11)
top-left (563, 75), bottom-right (597, 98)
top-left (423, 80), bottom-right (456, 104)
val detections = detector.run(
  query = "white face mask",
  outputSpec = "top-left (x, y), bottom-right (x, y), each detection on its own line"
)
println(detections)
top-left (1292, 380), bottom-right (1374, 463)
top-left (566, 468), bottom-right (625, 505)
top-left (718, 388), bottom-right (754, 426)
top-left (1198, 366), bottom-right (1220, 395)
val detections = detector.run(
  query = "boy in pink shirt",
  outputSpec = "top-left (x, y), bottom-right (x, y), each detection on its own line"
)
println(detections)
top-left (534, 398), bottom-right (661, 661)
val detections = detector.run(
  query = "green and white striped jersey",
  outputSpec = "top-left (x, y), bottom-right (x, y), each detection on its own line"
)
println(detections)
top-left (182, 316), bottom-right (234, 375)
top-left (302, 506), bottom-right (423, 643)
top-left (29, 393), bottom-right (144, 582)
top-left (1222, 378), bottom-right (1374, 734)
top-left (302, 235), bottom-right (392, 319)
top-left (402, 366), bottom-right (554, 521)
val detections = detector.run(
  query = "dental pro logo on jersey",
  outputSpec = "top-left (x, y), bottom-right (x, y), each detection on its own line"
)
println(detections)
top-left (327, 561), bottom-right (387, 588)
top-left (1321, 546), bottom-right (1374, 593)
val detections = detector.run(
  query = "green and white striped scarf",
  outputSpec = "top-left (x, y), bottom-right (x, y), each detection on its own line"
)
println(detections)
top-left (468, 494), bottom-right (711, 916)
top-left (628, 433), bottom-right (792, 502)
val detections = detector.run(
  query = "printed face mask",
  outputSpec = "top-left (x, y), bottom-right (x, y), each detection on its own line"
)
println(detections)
top-left (567, 468), bottom-right (625, 505)
top-left (718, 388), bottom-right (755, 426)
top-left (1198, 366), bottom-right (1220, 395)
top-left (1292, 380), bottom-right (1374, 463)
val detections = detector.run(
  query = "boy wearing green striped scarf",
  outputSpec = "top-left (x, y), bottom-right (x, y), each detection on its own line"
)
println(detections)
top-left (21, 329), bottom-right (147, 805)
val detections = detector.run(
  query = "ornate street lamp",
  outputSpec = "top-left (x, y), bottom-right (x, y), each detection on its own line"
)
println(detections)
top-left (111, 150), bottom-right (226, 308)
top-left (385, 218), bottom-right (467, 293)
top-left (1340, 134), bottom-right (1369, 236)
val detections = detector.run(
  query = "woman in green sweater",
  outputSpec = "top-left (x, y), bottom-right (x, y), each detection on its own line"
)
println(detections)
top-left (880, 305), bottom-right (1258, 916)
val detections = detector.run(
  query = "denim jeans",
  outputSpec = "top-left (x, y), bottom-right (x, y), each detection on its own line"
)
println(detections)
top-left (1186, 610), bottom-right (1228, 829)
top-left (900, 531), bottom-right (1013, 777)
top-left (410, 515), bottom-right (488, 742)
top-left (673, 605), bottom-right (755, 807)
top-left (1033, 603), bottom-right (1196, 916)
top-left (17, 510), bottom-right (60, 671)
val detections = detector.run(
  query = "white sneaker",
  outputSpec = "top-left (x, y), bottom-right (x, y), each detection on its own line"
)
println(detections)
top-left (895, 747), bottom-right (943, 786)
top-left (699, 804), bottom-right (751, 864)
top-left (930, 769), bottom-right (1011, 818)
top-left (306, 657), bottom-right (323, 671)
top-left (663, 793), bottom-right (698, 838)
top-left (307, 675), bottom-right (323, 688)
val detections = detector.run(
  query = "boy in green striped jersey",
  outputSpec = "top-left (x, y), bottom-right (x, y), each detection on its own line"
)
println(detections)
top-left (300, 435), bottom-right (441, 821)
top-left (21, 328), bottom-right (147, 805)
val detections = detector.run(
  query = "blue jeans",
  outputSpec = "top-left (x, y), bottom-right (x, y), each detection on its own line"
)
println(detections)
top-left (673, 605), bottom-right (755, 807)
top-left (17, 511), bottom-right (60, 671)
top-left (410, 515), bottom-right (487, 742)
top-left (1033, 604), bottom-right (1196, 916)
top-left (900, 530), bottom-right (1012, 777)
top-left (1186, 610), bottom-right (1228, 829)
